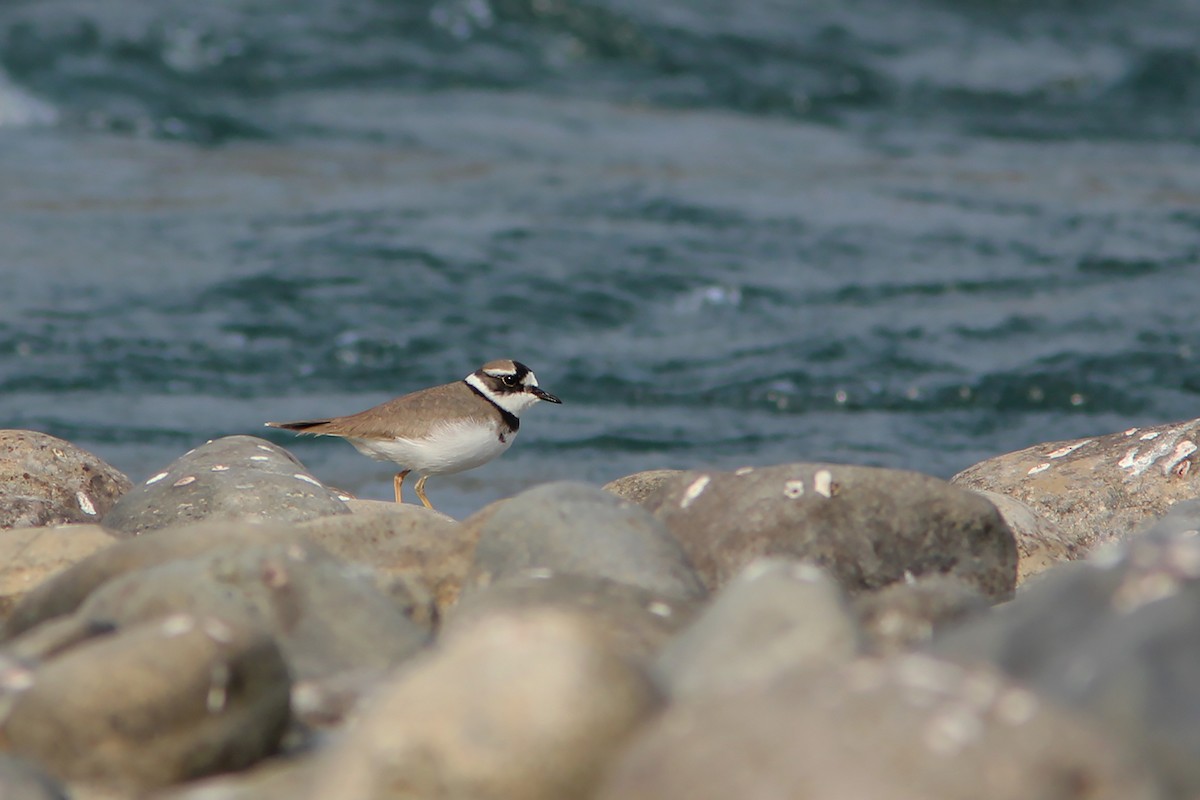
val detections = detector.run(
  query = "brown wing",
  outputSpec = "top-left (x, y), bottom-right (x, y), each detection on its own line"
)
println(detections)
top-left (267, 381), bottom-right (489, 440)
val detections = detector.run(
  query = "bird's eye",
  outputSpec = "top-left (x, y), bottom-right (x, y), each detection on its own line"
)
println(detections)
top-left (503, 375), bottom-right (518, 387)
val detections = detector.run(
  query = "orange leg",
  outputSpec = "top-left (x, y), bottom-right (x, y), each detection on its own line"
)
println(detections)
top-left (393, 470), bottom-right (410, 504)
top-left (414, 475), bottom-right (434, 510)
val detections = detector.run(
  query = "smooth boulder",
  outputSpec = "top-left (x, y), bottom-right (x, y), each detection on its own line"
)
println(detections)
top-left (0, 430), bottom-right (131, 529)
top-left (644, 464), bottom-right (1017, 600)
top-left (0, 524), bottom-right (116, 620)
top-left (102, 436), bottom-right (350, 536)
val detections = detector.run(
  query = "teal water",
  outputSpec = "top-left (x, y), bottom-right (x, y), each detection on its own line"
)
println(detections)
top-left (1, 0), bottom-right (1199, 517)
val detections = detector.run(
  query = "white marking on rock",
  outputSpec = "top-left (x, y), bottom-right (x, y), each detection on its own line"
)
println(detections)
top-left (337, 494), bottom-right (353, 501)
top-left (249, 455), bottom-right (270, 462)
top-left (210, 464), bottom-right (230, 472)
top-left (791, 563), bottom-right (826, 583)
top-left (813, 469), bottom-right (833, 498)
top-left (75, 492), bottom-right (97, 516)
top-left (1124, 427), bottom-right (1139, 436)
top-left (257, 444), bottom-right (274, 451)
top-left (146, 471), bottom-right (169, 485)
top-left (525, 568), bottom-right (554, 579)
top-left (161, 615), bottom-right (196, 637)
top-left (995, 687), bottom-right (1039, 726)
top-left (293, 473), bottom-right (322, 487)
top-left (1047, 440), bottom-right (1092, 459)
top-left (680, 475), bottom-right (711, 509)
top-left (647, 601), bottom-right (673, 618)
top-left (1163, 441), bottom-right (1197, 476)
top-left (904, 570), bottom-right (917, 585)
top-left (0, 667), bottom-right (34, 692)
top-left (1118, 430), bottom-right (1186, 479)
top-left (1140, 431), bottom-right (1161, 440)
top-left (207, 663), bottom-right (230, 713)
top-left (924, 707), bottom-right (982, 756)
top-left (733, 466), bottom-right (754, 476)
top-left (202, 618), bottom-right (234, 644)
top-left (783, 479), bottom-right (805, 499)
top-left (173, 476), bottom-right (196, 487)
top-left (1027, 463), bottom-right (1051, 475)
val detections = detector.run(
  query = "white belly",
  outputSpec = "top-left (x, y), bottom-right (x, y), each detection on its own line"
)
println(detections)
top-left (346, 420), bottom-right (515, 476)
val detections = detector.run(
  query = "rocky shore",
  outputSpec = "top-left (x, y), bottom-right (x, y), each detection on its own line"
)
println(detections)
top-left (0, 419), bottom-right (1197, 799)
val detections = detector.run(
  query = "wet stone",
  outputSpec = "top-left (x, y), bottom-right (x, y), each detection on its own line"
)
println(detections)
top-left (952, 417), bottom-right (1200, 555)
top-left (1, 614), bottom-right (291, 794)
top-left (465, 481), bottom-right (707, 602)
top-left (598, 654), bottom-right (1163, 800)
top-left (102, 435), bottom-right (350, 536)
top-left (644, 463), bottom-right (1017, 601)
top-left (933, 500), bottom-right (1200, 798)
top-left (307, 609), bottom-right (660, 800)
top-left (655, 558), bottom-right (860, 699)
top-left (0, 430), bottom-right (131, 530)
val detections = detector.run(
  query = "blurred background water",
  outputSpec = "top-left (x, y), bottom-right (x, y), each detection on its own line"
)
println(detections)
top-left (1, 0), bottom-right (1199, 517)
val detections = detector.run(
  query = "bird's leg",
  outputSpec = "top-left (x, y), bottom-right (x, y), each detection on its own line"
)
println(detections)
top-left (414, 475), bottom-right (434, 510)
top-left (393, 470), bottom-right (410, 504)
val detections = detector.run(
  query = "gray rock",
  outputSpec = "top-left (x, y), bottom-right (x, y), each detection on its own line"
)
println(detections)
top-left (597, 654), bottom-right (1163, 800)
top-left (854, 573), bottom-right (989, 654)
top-left (952, 417), bottom-right (1200, 554)
top-left (465, 482), bottom-right (707, 602)
top-left (933, 503), bottom-right (1200, 798)
top-left (70, 540), bottom-right (428, 682)
top-left (970, 489), bottom-right (1076, 584)
top-left (0, 524), bottom-right (116, 621)
top-left (602, 469), bottom-right (684, 505)
top-left (102, 436), bottom-right (350, 536)
top-left (448, 571), bottom-right (699, 665)
top-left (1, 613), bottom-right (291, 793)
top-left (0, 753), bottom-right (69, 800)
top-left (645, 464), bottom-right (1017, 601)
top-left (655, 558), bottom-right (860, 699)
top-left (299, 500), bottom-right (474, 622)
top-left (307, 608), bottom-right (659, 800)
top-left (0, 430), bottom-right (131, 529)
top-left (149, 756), bottom-right (318, 800)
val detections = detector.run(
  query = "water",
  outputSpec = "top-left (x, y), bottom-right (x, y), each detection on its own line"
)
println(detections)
top-left (2, 0), bottom-right (1199, 518)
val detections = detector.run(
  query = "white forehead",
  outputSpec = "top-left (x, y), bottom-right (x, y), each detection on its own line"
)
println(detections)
top-left (483, 366), bottom-right (539, 386)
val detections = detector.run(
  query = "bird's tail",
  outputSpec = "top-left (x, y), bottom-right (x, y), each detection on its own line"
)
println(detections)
top-left (265, 419), bottom-right (334, 433)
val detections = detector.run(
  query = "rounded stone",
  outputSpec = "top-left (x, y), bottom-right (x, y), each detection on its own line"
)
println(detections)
top-left (0, 430), bottom-right (131, 529)
top-left (645, 463), bottom-right (1017, 601)
top-left (102, 435), bottom-right (350, 536)
top-left (0, 524), bottom-right (117, 622)
top-left (602, 469), bottom-right (685, 506)
top-left (465, 481), bottom-right (707, 602)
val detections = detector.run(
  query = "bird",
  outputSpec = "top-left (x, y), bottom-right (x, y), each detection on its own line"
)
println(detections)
top-left (266, 359), bottom-right (561, 510)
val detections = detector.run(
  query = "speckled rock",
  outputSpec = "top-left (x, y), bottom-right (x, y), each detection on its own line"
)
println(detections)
top-left (970, 489), bottom-right (1076, 584)
top-left (853, 574), bottom-right (989, 654)
top-left (0, 753), bottom-right (69, 800)
top-left (102, 436), bottom-right (350, 536)
top-left (299, 500), bottom-right (474, 621)
top-left (602, 469), bottom-right (684, 505)
top-left (447, 571), bottom-right (699, 665)
top-left (1, 613), bottom-right (291, 793)
top-left (644, 464), bottom-right (1017, 600)
top-left (655, 558), bottom-right (860, 699)
top-left (0, 524), bottom-right (117, 620)
top-left (951, 417), bottom-right (1200, 554)
top-left (307, 609), bottom-right (660, 800)
top-left (0, 430), bottom-right (131, 529)
top-left (465, 482), bottom-right (707, 602)
top-left (597, 654), bottom-right (1163, 800)
top-left (933, 500), bottom-right (1200, 798)
top-left (67, 540), bottom-right (428, 681)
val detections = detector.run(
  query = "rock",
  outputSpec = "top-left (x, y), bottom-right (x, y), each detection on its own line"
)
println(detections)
top-left (447, 571), bottom-right (699, 665)
top-left (308, 608), bottom-right (660, 800)
top-left (0, 524), bottom-right (117, 621)
top-left (102, 436), bottom-right (350, 536)
top-left (933, 502), bottom-right (1200, 798)
top-left (149, 756), bottom-right (318, 800)
top-left (602, 469), bottom-right (684, 505)
top-left (465, 482), bottom-right (707, 602)
top-left (853, 573), bottom-right (989, 654)
top-left (299, 501), bottom-right (474, 622)
top-left (644, 464), bottom-right (1017, 600)
top-left (0, 753), bottom-right (69, 800)
top-left (655, 558), bottom-right (859, 699)
top-left (1, 613), bottom-right (291, 793)
top-left (69, 540), bottom-right (429, 682)
top-left (970, 489), bottom-right (1076, 584)
top-left (951, 417), bottom-right (1200, 554)
top-left (597, 654), bottom-right (1163, 800)
top-left (0, 430), bottom-right (131, 529)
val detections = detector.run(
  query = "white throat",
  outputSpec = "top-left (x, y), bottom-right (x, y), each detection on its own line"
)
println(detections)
top-left (465, 373), bottom-right (542, 416)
